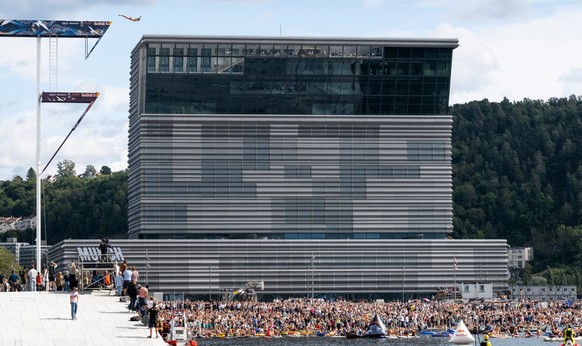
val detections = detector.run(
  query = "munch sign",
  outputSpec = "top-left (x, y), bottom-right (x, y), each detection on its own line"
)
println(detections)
top-left (77, 247), bottom-right (124, 262)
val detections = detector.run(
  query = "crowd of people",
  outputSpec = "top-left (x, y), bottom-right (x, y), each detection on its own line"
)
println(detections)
top-left (0, 260), bottom-right (66, 292)
top-left (124, 294), bottom-right (582, 340)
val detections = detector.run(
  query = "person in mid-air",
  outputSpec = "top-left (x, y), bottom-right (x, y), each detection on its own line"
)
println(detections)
top-left (118, 14), bottom-right (141, 22)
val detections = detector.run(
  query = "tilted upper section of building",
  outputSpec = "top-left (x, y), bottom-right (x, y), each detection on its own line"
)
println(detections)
top-left (132, 35), bottom-right (458, 116)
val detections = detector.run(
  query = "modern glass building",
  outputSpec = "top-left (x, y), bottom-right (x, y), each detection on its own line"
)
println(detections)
top-left (123, 36), bottom-right (509, 298)
top-left (128, 36), bottom-right (457, 240)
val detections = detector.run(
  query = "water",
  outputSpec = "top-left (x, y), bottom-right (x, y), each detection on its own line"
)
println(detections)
top-left (192, 336), bottom-right (555, 346)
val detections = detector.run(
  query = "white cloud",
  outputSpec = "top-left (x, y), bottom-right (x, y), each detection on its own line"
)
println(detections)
top-left (434, 4), bottom-right (582, 103)
top-left (429, 23), bottom-right (499, 103)
top-left (560, 68), bottom-right (582, 83)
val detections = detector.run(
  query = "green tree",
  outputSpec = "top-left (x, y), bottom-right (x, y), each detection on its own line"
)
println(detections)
top-left (100, 166), bottom-right (112, 175)
top-left (84, 165), bottom-right (97, 178)
top-left (522, 263), bottom-right (533, 284)
top-left (530, 275), bottom-right (548, 285)
top-left (56, 159), bottom-right (76, 178)
top-left (26, 168), bottom-right (36, 181)
top-left (0, 247), bottom-right (20, 279)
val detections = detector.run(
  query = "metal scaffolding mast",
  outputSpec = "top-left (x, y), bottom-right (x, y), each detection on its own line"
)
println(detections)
top-left (0, 20), bottom-right (111, 273)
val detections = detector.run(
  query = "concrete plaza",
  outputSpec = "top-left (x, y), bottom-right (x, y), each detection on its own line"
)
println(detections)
top-left (0, 289), bottom-right (165, 346)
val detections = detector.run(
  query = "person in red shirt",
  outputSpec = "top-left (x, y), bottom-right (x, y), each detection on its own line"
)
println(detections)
top-left (36, 272), bottom-right (43, 290)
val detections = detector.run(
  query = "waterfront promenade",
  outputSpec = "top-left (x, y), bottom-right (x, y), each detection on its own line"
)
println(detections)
top-left (0, 290), bottom-right (164, 346)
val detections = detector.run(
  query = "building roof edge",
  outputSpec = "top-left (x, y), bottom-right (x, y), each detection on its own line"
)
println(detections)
top-left (133, 35), bottom-right (459, 50)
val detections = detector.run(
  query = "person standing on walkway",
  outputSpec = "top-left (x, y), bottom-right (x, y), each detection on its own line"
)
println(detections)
top-left (137, 284), bottom-right (149, 311)
top-left (69, 260), bottom-right (77, 290)
top-left (19, 267), bottom-right (26, 291)
top-left (42, 266), bottom-right (49, 291)
top-left (147, 302), bottom-right (159, 338)
top-left (27, 266), bottom-right (38, 291)
top-left (8, 270), bottom-right (19, 291)
top-left (131, 266), bottom-right (140, 284)
top-left (127, 282), bottom-right (138, 312)
top-left (122, 265), bottom-right (132, 296)
top-left (115, 271), bottom-right (123, 296)
top-left (48, 261), bottom-right (57, 291)
top-left (70, 287), bottom-right (79, 320)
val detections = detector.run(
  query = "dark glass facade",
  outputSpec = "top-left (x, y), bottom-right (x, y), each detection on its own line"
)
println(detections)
top-left (144, 43), bottom-right (452, 116)
top-left (128, 36), bottom-right (457, 240)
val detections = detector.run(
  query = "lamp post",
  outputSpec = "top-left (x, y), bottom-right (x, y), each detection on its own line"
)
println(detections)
top-left (145, 250), bottom-right (150, 285)
top-left (209, 266), bottom-right (212, 301)
top-left (310, 254), bottom-right (315, 299)
top-left (402, 265), bottom-right (405, 302)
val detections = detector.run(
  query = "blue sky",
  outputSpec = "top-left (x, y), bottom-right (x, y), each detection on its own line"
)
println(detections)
top-left (0, 0), bottom-right (581, 180)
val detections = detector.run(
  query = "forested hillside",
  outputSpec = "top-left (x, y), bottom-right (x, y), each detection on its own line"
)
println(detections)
top-left (2, 96), bottom-right (582, 283)
top-left (0, 161), bottom-right (127, 244)
top-left (452, 96), bottom-right (582, 275)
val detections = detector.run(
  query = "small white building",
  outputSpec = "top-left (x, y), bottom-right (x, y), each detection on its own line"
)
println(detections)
top-left (459, 283), bottom-right (494, 299)
top-left (13, 217), bottom-right (36, 231)
top-left (508, 247), bottom-right (534, 269)
top-left (0, 217), bottom-right (20, 233)
top-left (511, 285), bottom-right (576, 301)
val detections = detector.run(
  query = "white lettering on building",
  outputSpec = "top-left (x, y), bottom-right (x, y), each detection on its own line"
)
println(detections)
top-left (76, 247), bottom-right (125, 262)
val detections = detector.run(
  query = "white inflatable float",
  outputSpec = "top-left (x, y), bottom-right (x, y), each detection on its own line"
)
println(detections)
top-left (449, 320), bottom-right (475, 345)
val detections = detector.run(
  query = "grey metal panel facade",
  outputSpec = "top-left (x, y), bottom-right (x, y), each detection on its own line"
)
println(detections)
top-left (48, 239), bottom-right (508, 298)
top-left (129, 114), bottom-right (452, 239)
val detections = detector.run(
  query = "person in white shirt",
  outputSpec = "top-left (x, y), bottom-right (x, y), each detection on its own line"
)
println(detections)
top-left (27, 266), bottom-right (38, 291)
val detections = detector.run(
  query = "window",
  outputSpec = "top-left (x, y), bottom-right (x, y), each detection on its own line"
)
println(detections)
top-left (173, 48), bottom-right (184, 72)
top-left (479, 285), bottom-right (485, 292)
top-left (201, 48), bottom-right (212, 72)
top-left (159, 48), bottom-right (170, 72)
top-left (464, 285), bottom-right (469, 292)
top-left (147, 48), bottom-right (156, 72)
top-left (187, 48), bottom-right (198, 72)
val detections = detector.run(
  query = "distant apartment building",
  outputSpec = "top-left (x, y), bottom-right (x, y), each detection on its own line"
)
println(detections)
top-left (19, 243), bottom-right (49, 267)
top-left (0, 237), bottom-right (48, 266)
top-left (511, 285), bottom-right (576, 301)
top-left (508, 247), bottom-right (534, 269)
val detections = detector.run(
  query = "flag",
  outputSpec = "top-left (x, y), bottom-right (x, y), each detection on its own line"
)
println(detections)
top-left (454, 256), bottom-right (458, 271)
